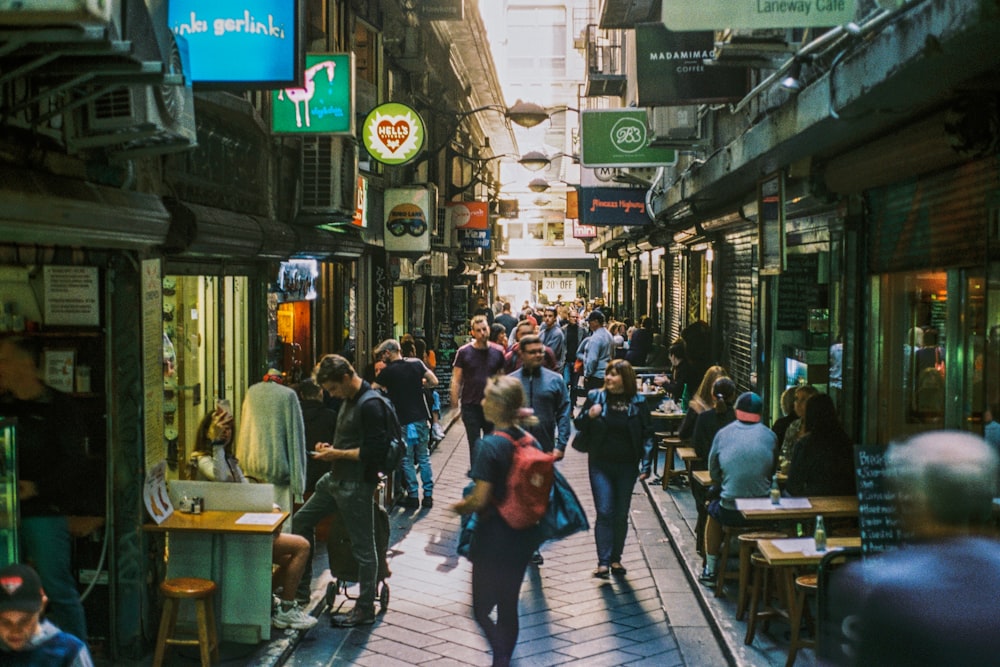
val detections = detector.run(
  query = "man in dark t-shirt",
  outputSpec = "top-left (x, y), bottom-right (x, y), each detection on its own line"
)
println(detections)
top-left (374, 339), bottom-right (439, 509)
top-left (452, 315), bottom-right (506, 457)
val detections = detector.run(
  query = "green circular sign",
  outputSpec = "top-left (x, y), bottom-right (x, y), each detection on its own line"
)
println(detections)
top-left (609, 116), bottom-right (647, 154)
top-left (363, 102), bottom-right (425, 165)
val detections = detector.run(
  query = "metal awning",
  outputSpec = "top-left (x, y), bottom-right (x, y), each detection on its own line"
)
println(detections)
top-left (0, 164), bottom-right (169, 249)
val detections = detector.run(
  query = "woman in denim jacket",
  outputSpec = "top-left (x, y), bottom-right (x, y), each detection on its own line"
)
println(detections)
top-left (573, 359), bottom-right (654, 578)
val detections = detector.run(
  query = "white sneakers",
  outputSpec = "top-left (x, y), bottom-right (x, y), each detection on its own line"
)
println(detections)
top-left (273, 601), bottom-right (318, 630)
top-left (431, 422), bottom-right (446, 441)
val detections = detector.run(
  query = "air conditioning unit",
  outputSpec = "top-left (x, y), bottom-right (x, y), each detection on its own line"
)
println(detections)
top-left (299, 136), bottom-right (358, 222)
top-left (647, 106), bottom-right (702, 145)
top-left (66, 79), bottom-right (196, 157)
top-left (712, 29), bottom-right (795, 66)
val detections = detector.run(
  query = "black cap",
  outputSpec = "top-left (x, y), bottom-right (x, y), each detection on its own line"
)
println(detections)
top-left (0, 564), bottom-right (43, 614)
top-left (587, 311), bottom-right (605, 323)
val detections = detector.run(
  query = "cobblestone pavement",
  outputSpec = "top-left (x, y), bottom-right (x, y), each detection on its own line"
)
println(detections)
top-left (272, 416), bottom-right (729, 667)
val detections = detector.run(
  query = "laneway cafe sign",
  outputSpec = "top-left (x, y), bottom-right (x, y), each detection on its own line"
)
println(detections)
top-left (635, 24), bottom-right (750, 106)
top-left (662, 0), bottom-right (855, 30)
top-left (581, 110), bottom-right (677, 168)
top-left (363, 102), bottom-right (426, 166)
top-left (579, 187), bottom-right (650, 227)
top-left (271, 53), bottom-right (354, 134)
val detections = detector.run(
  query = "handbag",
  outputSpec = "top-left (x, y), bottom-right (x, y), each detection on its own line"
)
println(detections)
top-left (537, 468), bottom-right (589, 542)
top-left (456, 481), bottom-right (478, 559)
top-left (571, 391), bottom-right (606, 453)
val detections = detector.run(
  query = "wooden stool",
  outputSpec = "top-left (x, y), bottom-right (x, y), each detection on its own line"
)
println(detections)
top-left (659, 436), bottom-right (687, 490)
top-left (786, 574), bottom-right (818, 667)
top-left (744, 553), bottom-right (787, 645)
top-left (736, 531), bottom-right (787, 620)
top-left (651, 432), bottom-right (673, 478)
top-left (714, 524), bottom-right (751, 598)
top-left (153, 577), bottom-right (220, 667)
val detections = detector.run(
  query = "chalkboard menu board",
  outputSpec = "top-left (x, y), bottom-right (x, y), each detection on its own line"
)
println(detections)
top-left (777, 254), bottom-right (821, 330)
top-left (451, 285), bottom-right (469, 330)
top-left (854, 444), bottom-right (907, 556)
top-left (435, 327), bottom-right (458, 408)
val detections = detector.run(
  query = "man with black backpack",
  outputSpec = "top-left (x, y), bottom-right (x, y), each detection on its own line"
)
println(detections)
top-left (292, 354), bottom-right (397, 628)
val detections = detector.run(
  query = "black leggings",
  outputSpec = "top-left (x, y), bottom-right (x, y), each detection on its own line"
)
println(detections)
top-left (471, 517), bottom-right (534, 667)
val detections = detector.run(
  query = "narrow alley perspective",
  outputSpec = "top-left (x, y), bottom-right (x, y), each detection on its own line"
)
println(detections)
top-left (265, 412), bottom-right (799, 667)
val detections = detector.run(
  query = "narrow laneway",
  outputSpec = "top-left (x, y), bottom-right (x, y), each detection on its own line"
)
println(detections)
top-left (279, 417), bottom-right (727, 666)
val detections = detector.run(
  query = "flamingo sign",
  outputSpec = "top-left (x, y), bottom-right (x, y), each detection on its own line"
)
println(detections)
top-left (271, 53), bottom-right (354, 134)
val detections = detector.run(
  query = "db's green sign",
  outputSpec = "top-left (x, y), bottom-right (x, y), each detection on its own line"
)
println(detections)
top-left (362, 102), bottom-right (425, 166)
top-left (271, 53), bottom-right (354, 134)
top-left (581, 110), bottom-right (677, 168)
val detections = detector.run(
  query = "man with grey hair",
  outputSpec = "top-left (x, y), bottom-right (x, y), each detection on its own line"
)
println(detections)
top-left (374, 338), bottom-right (438, 509)
top-left (828, 430), bottom-right (1000, 666)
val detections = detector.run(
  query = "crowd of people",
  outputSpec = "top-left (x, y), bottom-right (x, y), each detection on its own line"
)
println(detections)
top-left (3, 293), bottom-right (998, 667)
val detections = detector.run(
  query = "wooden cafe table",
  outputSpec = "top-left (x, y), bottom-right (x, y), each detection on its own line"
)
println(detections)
top-left (736, 496), bottom-right (858, 522)
top-left (754, 536), bottom-right (862, 662)
top-left (146, 510), bottom-right (289, 643)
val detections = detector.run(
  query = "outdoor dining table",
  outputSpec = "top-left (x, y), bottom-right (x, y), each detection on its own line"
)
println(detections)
top-left (736, 496), bottom-right (859, 522)
top-left (754, 536), bottom-right (862, 663)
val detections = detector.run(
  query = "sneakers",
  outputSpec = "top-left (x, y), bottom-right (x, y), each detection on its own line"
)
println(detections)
top-left (431, 422), bottom-right (446, 441)
top-left (698, 568), bottom-right (717, 585)
top-left (331, 606), bottom-right (376, 628)
top-left (421, 496), bottom-right (434, 509)
top-left (273, 602), bottom-right (318, 630)
top-left (530, 551), bottom-right (544, 566)
top-left (399, 496), bottom-right (420, 509)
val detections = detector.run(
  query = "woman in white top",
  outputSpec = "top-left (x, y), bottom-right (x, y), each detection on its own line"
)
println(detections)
top-left (190, 407), bottom-right (318, 631)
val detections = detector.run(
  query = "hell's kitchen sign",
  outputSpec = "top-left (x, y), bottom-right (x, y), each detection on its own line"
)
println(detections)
top-left (363, 102), bottom-right (425, 165)
top-left (579, 187), bottom-right (650, 226)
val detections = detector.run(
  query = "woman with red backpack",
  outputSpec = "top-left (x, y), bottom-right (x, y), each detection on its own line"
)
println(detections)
top-left (451, 375), bottom-right (548, 667)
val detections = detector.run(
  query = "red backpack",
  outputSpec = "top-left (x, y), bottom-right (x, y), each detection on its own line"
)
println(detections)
top-left (493, 429), bottom-right (555, 529)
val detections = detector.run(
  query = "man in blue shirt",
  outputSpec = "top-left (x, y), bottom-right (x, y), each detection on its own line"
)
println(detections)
top-left (583, 310), bottom-right (613, 391)
top-left (510, 335), bottom-right (570, 566)
top-left (539, 307), bottom-right (566, 374)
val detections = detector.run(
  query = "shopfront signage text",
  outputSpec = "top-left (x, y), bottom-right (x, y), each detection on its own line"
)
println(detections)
top-left (271, 53), bottom-right (354, 134)
top-left (169, 0), bottom-right (299, 86)
top-left (636, 24), bottom-right (750, 106)
top-left (384, 186), bottom-right (435, 253)
top-left (363, 102), bottom-right (425, 165)
top-left (579, 187), bottom-right (650, 226)
top-left (662, 0), bottom-right (855, 30)
top-left (581, 110), bottom-right (677, 167)
top-left (460, 229), bottom-right (491, 250)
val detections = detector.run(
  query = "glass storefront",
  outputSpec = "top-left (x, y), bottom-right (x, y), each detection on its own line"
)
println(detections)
top-left (162, 275), bottom-right (249, 478)
top-left (868, 266), bottom-right (999, 445)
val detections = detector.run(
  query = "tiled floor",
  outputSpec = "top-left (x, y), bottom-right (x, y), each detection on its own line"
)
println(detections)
top-left (277, 417), bottom-right (726, 667)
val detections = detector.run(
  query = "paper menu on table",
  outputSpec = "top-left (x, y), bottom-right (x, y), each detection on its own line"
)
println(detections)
top-left (143, 461), bottom-right (173, 524)
top-left (235, 513), bottom-right (284, 526)
top-left (771, 537), bottom-right (843, 557)
top-left (736, 497), bottom-right (812, 510)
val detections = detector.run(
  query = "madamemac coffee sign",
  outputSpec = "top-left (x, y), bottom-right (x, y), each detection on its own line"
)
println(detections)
top-left (661, 0), bottom-right (855, 30)
top-left (384, 186), bottom-right (435, 253)
top-left (271, 53), bottom-right (354, 134)
top-left (581, 110), bottom-right (677, 168)
top-left (363, 103), bottom-right (426, 166)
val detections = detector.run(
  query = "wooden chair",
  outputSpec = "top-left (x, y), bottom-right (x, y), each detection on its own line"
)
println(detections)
top-left (786, 573), bottom-right (818, 667)
top-left (736, 531), bottom-right (788, 619)
top-left (153, 577), bottom-right (220, 667)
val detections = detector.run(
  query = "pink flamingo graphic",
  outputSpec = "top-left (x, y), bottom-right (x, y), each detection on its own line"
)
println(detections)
top-left (278, 60), bottom-right (336, 128)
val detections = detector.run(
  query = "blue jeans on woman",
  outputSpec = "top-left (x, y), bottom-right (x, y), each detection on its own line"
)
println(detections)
top-left (401, 420), bottom-right (433, 499)
top-left (588, 458), bottom-right (638, 567)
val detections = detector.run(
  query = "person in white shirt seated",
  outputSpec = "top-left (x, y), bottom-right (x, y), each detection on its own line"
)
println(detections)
top-left (191, 408), bottom-right (317, 630)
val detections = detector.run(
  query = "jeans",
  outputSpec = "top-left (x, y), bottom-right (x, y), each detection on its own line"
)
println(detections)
top-left (22, 515), bottom-right (87, 641)
top-left (588, 458), bottom-right (638, 567)
top-left (292, 474), bottom-right (378, 610)
top-left (401, 420), bottom-right (433, 498)
top-left (461, 404), bottom-right (493, 457)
